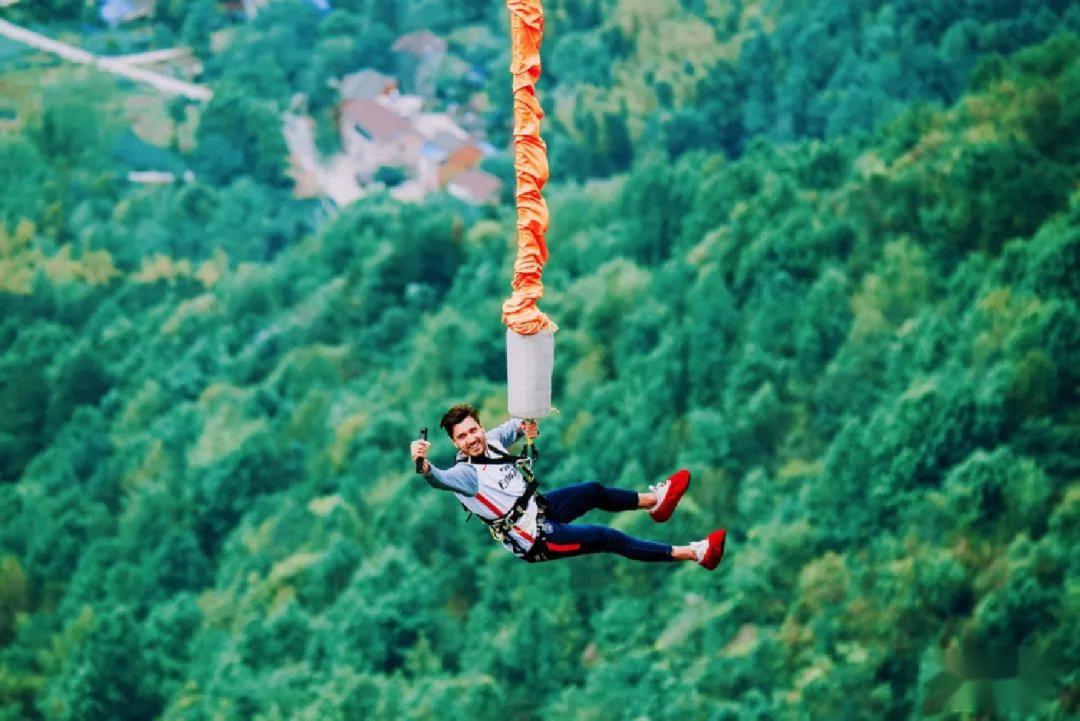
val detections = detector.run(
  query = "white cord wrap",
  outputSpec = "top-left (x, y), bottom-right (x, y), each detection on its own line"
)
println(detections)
top-left (506, 328), bottom-right (554, 420)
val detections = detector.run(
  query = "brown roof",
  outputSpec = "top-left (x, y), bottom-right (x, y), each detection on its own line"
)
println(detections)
top-left (340, 100), bottom-right (415, 142)
top-left (392, 30), bottom-right (447, 57)
top-left (438, 145), bottom-right (484, 185)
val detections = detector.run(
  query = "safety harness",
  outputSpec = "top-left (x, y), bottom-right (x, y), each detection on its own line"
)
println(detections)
top-left (463, 442), bottom-right (548, 560)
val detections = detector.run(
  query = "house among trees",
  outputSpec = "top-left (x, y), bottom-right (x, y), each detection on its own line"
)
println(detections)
top-left (336, 83), bottom-right (501, 205)
top-left (339, 69), bottom-right (397, 102)
top-left (339, 99), bottom-right (424, 181)
top-left (392, 29), bottom-right (447, 97)
top-left (291, 26), bottom-right (499, 206)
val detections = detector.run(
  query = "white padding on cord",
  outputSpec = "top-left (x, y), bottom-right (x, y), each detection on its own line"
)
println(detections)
top-left (506, 329), bottom-right (554, 419)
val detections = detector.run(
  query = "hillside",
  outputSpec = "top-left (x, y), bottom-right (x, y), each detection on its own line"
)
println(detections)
top-left (1, 2), bottom-right (1078, 720)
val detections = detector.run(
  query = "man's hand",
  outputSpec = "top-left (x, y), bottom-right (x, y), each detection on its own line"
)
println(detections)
top-left (521, 420), bottom-right (539, 441)
top-left (411, 439), bottom-right (431, 474)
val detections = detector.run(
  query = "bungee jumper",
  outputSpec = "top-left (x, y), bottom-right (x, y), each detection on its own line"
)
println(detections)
top-left (408, 0), bottom-right (726, 568)
top-left (410, 406), bottom-right (726, 567)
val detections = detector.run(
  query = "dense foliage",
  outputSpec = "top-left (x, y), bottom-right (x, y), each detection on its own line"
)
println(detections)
top-left (1, 1), bottom-right (1078, 720)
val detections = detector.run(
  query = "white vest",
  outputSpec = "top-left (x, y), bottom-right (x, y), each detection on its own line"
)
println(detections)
top-left (454, 437), bottom-right (539, 556)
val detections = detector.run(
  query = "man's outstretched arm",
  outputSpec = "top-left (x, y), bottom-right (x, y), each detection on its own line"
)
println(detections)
top-left (411, 438), bottom-right (479, 495)
top-left (423, 462), bottom-right (479, 495)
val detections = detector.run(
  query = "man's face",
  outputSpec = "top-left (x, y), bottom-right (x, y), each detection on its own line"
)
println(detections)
top-left (451, 417), bottom-right (487, 457)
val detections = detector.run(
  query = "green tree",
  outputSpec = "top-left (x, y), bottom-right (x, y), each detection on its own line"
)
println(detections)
top-left (0, 555), bottom-right (29, 646)
top-left (0, 322), bottom-right (72, 481)
top-left (0, 137), bottom-right (48, 229)
top-left (943, 448), bottom-right (1053, 539)
top-left (61, 608), bottom-right (158, 721)
top-left (46, 341), bottom-right (113, 434)
top-left (180, 0), bottom-right (218, 59)
top-left (141, 594), bottom-right (203, 705)
top-left (194, 86), bottom-right (289, 188)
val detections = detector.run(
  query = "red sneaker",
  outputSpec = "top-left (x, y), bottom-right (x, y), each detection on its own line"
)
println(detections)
top-left (700, 529), bottom-right (727, 570)
top-left (649, 469), bottom-right (691, 523)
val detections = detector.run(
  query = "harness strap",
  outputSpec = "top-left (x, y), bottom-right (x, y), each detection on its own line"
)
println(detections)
top-left (464, 444), bottom-right (539, 520)
top-left (464, 444), bottom-right (527, 465)
top-left (461, 443), bottom-right (544, 556)
top-left (479, 499), bottom-right (549, 556)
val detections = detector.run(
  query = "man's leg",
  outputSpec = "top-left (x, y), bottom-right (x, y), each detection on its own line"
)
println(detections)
top-left (539, 521), bottom-right (677, 562)
top-left (536, 522), bottom-right (723, 566)
top-left (542, 469), bottom-right (689, 524)
top-left (541, 482), bottom-right (641, 523)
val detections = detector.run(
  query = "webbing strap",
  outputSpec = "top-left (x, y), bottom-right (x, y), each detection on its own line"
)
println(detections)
top-left (465, 455), bottom-right (521, 465)
top-left (465, 443), bottom-right (534, 465)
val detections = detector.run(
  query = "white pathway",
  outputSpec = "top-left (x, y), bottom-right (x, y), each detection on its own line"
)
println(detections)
top-left (0, 18), bottom-right (212, 101)
top-left (1, 17), bottom-right (377, 207)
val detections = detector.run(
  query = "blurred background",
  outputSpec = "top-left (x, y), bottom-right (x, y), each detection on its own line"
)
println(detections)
top-left (0, 1), bottom-right (1078, 719)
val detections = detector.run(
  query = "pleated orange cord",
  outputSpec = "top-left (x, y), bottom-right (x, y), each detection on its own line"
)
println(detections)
top-left (501, 0), bottom-right (557, 335)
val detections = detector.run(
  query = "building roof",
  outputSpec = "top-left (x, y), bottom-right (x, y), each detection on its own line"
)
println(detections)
top-left (340, 99), bottom-right (416, 142)
top-left (392, 30), bottom-right (447, 57)
top-left (340, 69), bottom-right (397, 101)
top-left (420, 141), bottom-right (449, 163)
top-left (448, 169), bottom-right (501, 204)
top-left (438, 144), bottom-right (484, 185)
top-left (430, 129), bottom-right (469, 154)
top-left (413, 112), bottom-right (466, 138)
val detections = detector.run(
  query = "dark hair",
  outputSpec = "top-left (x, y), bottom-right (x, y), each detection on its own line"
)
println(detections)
top-left (440, 404), bottom-right (481, 438)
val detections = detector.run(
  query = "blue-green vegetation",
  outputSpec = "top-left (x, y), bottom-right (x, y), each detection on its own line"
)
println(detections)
top-left (0, 1), bottom-right (1078, 719)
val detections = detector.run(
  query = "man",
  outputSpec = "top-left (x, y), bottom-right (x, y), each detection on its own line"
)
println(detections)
top-left (409, 403), bottom-right (726, 568)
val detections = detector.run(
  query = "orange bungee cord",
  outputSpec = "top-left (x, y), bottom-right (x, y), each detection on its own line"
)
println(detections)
top-left (502, 0), bottom-right (557, 336)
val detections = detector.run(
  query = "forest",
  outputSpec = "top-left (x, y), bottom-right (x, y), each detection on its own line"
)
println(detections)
top-left (0, 0), bottom-right (1078, 719)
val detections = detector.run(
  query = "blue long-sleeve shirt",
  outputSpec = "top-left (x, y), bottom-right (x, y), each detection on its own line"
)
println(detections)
top-left (422, 418), bottom-right (523, 496)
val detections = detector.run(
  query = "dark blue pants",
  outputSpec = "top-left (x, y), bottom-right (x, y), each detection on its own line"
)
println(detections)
top-left (535, 482), bottom-right (674, 562)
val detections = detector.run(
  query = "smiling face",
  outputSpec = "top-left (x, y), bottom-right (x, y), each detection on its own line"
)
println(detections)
top-left (450, 416), bottom-right (487, 457)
